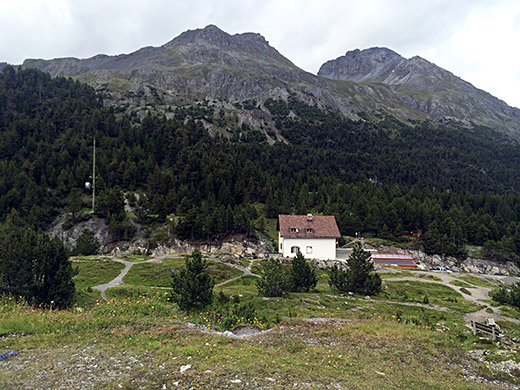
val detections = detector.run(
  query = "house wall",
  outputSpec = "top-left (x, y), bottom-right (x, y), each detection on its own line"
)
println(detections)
top-left (278, 236), bottom-right (336, 260)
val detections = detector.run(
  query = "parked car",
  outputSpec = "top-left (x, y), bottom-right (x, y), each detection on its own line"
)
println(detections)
top-left (431, 267), bottom-right (452, 273)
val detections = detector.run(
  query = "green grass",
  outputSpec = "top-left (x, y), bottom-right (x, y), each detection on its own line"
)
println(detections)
top-left (0, 295), bottom-right (499, 389)
top-left (380, 280), bottom-right (479, 313)
top-left (456, 275), bottom-right (496, 288)
top-left (450, 280), bottom-right (474, 288)
top-left (417, 274), bottom-right (442, 281)
top-left (4, 253), bottom-right (520, 388)
top-left (499, 305), bottom-right (520, 319)
top-left (117, 254), bottom-right (152, 262)
top-left (123, 257), bottom-right (185, 286)
top-left (263, 217), bottom-right (279, 247)
top-left (378, 270), bottom-right (415, 279)
top-left (72, 257), bottom-right (126, 306)
top-left (73, 258), bottom-right (126, 289)
top-left (123, 257), bottom-right (243, 287)
top-left (459, 287), bottom-right (472, 296)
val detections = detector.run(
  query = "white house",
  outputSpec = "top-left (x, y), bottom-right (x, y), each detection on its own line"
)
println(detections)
top-left (278, 214), bottom-right (340, 260)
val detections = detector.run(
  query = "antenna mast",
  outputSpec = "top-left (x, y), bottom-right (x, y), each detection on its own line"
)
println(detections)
top-left (92, 137), bottom-right (96, 213)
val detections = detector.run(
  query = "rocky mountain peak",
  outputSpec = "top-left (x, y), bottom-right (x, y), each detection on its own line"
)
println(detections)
top-left (318, 47), bottom-right (405, 82)
top-left (164, 24), bottom-right (270, 53)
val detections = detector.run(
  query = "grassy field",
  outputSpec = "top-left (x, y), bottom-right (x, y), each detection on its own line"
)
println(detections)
top-left (1, 255), bottom-right (519, 389)
top-left (122, 257), bottom-right (243, 287)
top-left (73, 256), bottom-right (126, 306)
top-left (456, 275), bottom-right (497, 288)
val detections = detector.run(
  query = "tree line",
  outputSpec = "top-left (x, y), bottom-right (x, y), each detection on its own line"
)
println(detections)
top-left (2, 66), bottom-right (520, 263)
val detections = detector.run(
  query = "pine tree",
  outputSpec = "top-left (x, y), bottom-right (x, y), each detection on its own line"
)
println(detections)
top-left (171, 249), bottom-right (213, 310)
top-left (328, 243), bottom-right (381, 295)
top-left (73, 228), bottom-right (100, 256)
top-left (290, 251), bottom-right (317, 292)
top-left (256, 258), bottom-right (290, 297)
top-left (0, 212), bottom-right (76, 308)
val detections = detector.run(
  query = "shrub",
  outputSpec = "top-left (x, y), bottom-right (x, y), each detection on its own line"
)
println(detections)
top-left (490, 282), bottom-right (520, 308)
top-left (0, 212), bottom-right (77, 308)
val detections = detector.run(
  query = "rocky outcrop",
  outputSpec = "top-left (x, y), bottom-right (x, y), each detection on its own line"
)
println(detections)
top-left (48, 215), bottom-right (110, 252)
top-left (319, 48), bottom-right (520, 137)
top-left (21, 25), bottom-right (424, 127)
top-left (111, 235), bottom-right (273, 259)
top-left (375, 245), bottom-right (519, 276)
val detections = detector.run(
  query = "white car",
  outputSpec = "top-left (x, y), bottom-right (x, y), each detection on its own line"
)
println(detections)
top-left (432, 267), bottom-right (452, 273)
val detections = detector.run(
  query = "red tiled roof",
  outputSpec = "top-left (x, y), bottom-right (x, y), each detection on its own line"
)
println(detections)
top-left (278, 215), bottom-right (340, 238)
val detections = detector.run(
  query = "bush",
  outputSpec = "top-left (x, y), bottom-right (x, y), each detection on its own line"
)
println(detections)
top-left (256, 257), bottom-right (290, 297)
top-left (290, 251), bottom-right (317, 292)
top-left (490, 282), bottom-right (520, 308)
top-left (328, 243), bottom-right (381, 295)
top-left (73, 228), bottom-right (100, 255)
top-left (171, 249), bottom-right (213, 310)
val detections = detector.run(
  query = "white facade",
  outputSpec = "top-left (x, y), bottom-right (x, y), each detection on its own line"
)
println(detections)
top-left (278, 234), bottom-right (336, 260)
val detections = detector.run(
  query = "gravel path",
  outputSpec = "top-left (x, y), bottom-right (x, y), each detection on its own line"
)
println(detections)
top-left (92, 257), bottom-right (163, 300)
top-left (385, 275), bottom-right (520, 325)
top-left (214, 257), bottom-right (260, 287)
top-left (91, 254), bottom-right (261, 299)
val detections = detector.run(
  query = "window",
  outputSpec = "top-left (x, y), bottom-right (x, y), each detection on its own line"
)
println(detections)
top-left (280, 243), bottom-right (282, 250)
top-left (306, 246), bottom-right (312, 254)
top-left (291, 246), bottom-right (300, 254)
top-left (306, 228), bottom-right (313, 233)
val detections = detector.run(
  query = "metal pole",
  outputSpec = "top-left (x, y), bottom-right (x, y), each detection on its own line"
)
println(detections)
top-left (92, 137), bottom-right (96, 213)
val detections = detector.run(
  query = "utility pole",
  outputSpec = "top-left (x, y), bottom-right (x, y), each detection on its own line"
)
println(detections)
top-left (92, 137), bottom-right (96, 213)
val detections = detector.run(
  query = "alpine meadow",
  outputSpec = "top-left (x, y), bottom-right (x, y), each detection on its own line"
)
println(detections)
top-left (2, 24), bottom-right (520, 389)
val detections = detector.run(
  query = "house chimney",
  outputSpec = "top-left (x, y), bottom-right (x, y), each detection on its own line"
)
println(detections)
top-left (307, 214), bottom-right (313, 221)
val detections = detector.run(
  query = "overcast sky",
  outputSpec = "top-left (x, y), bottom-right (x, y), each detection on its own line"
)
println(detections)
top-left (1, 0), bottom-right (519, 108)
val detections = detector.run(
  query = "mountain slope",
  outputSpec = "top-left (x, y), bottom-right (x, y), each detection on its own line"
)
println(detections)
top-left (21, 25), bottom-right (424, 123)
top-left (20, 26), bottom-right (520, 137)
top-left (318, 47), bottom-right (520, 136)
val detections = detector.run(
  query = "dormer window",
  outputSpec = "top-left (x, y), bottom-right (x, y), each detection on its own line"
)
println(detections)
top-left (290, 227), bottom-right (298, 232)
top-left (306, 228), bottom-right (313, 233)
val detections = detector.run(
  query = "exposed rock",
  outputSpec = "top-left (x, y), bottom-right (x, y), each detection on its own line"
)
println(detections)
top-left (48, 215), bottom-right (110, 252)
top-left (319, 47), bottom-right (520, 138)
top-left (375, 245), bottom-right (520, 276)
top-left (21, 25), bottom-right (425, 130)
top-left (111, 234), bottom-right (273, 259)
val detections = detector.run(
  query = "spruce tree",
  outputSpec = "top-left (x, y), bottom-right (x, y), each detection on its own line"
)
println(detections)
top-left (256, 258), bottom-right (290, 297)
top-left (171, 249), bottom-right (213, 310)
top-left (290, 251), bottom-right (317, 292)
top-left (73, 228), bottom-right (100, 256)
top-left (328, 243), bottom-right (381, 295)
top-left (0, 212), bottom-right (76, 308)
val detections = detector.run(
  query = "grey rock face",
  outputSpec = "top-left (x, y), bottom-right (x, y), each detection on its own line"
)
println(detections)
top-left (21, 25), bottom-right (425, 125)
top-left (319, 47), bottom-right (405, 83)
top-left (319, 47), bottom-right (520, 137)
top-left (20, 26), bottom-right (520, 137)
